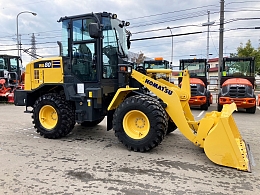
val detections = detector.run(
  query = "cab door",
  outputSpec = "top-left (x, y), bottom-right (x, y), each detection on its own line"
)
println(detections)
top-left (71, 18), bottom-right (98, 82)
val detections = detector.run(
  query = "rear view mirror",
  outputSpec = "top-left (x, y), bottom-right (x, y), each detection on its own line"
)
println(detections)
top-left (89, 23), bottom-right (100, 38)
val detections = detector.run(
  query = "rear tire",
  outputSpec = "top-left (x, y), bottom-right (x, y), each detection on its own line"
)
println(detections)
top-left (32, 93), bottom-right (74, 139)
top-left (113, 95), bottom-right (167, 152)
top-left (81, 117), bottom-right (105, 127)
top-left (246, 105), bottom-right (256, 114)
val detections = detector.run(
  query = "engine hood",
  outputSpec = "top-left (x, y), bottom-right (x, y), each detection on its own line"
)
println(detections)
top-left (222, 78), bottom-right (252, 87)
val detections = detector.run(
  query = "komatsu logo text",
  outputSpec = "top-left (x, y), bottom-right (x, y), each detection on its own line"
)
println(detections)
top-left (144, 79), bottom-right (173, 95)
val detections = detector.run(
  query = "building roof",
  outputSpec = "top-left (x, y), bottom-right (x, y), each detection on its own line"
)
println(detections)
top-left (208, 57), bottom-right (228, 63)
top-left (208, 58), bottom-right (219, 62)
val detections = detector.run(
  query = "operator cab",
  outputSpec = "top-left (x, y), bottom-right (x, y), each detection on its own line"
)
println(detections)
top-left (142, 57), bottom-right (171, 80)
top-left (59, 12), bottom-right (131, 85)
top-left (179, 59), bottom-right (208, 87)
top-left (0, 55), bottom-right (22, 85)
top-left (222, 57), bottom-right (255, 87)
top-left (143, 57), bottom-right (170, 69)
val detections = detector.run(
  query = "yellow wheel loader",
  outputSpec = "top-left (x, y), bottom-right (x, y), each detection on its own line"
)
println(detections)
top-left (14, 12), bottom-right (253, 172)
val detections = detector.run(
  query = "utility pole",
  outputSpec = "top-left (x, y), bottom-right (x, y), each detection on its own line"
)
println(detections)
top-left (206, 11), bottom-right (210, 65)
top-left (202, 10), bottom-right (215, 79)
top-left (218, 0), bottom-right (225, 93)
top-left (167, 27), bottom-right (173, 65)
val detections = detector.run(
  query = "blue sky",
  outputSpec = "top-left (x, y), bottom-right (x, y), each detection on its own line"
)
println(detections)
top-left (0, 0), bottom-right (260, 66)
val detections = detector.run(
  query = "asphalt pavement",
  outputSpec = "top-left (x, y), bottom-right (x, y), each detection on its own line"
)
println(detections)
top-left (0, 103), bottom-right (259, 195)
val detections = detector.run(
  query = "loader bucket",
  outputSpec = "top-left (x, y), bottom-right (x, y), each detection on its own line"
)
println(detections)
top-left (203, 103), bottom-right (252, 172)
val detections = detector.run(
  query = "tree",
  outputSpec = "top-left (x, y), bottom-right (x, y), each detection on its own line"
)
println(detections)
top-left (232, 40), bottom-right (260, 73)
top-left (131, 52), bottom-right (146, 65)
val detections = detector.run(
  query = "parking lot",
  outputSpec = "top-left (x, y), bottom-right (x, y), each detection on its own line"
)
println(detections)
top-left (0, 103), bottom-right (259, 195)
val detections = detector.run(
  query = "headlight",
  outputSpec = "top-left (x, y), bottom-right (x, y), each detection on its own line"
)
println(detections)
top-left (246, 86), bottom-right (254, 96)
top-left (197, 84), bottom-right (206, 95)
top-left (221, 86), bottom-right (229, 96)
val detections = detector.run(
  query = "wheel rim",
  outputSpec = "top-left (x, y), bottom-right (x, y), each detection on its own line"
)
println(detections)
top-left (123, 110), bottom-right (150, 139)
top-left (39, 105), bottom-right (58, 130)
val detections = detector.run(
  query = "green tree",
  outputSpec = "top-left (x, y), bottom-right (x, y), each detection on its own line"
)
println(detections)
top-left (232, 40), bottom-right (260, 73)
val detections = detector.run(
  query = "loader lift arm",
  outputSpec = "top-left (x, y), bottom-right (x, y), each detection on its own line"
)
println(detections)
top-left (109, 68), bottom-right (252, 172)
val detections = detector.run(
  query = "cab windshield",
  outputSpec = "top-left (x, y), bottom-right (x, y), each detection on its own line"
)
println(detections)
top-left (144, 61), bottom-right (169, 69)
top-left (224, 59), bottom-right (254, 77)
top-left (102, 17), bottom-right (128, 58)
top-left (183, 62), bottom-right (206, 77)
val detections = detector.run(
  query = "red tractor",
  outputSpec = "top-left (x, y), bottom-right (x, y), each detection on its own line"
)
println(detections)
top-left (0, 55), bottom-right (23, 103)
top-left (179, 59), bottom-right (212, 110)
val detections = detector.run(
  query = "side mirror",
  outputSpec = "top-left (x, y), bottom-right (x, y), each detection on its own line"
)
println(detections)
top-left (89, 23), bottom-right (101, 38)
top-left (127, 35), bottom-right (131, 49)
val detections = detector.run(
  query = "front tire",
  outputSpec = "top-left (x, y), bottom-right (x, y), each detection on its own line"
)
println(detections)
top-left (200, 102), bottom-right (208, 110)
top-left (32, 93), bottom-right (74, 139)
top-left (246, 105), bottom-right (256, 114)
top-left (217, 103), bottom-right (223, 112)
top-left (113, 95), bottom-right (167, 152)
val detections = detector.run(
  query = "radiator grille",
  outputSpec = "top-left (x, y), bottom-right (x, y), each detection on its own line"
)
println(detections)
top-left (190, 85), bottom-right (198, 96)
top-left (229, 86), bottom-right (246, 98)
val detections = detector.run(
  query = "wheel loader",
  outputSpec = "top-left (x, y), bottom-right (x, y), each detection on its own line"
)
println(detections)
top-left (142, 57), bottom-right (173, 82)
top-left (218, 57), bottom-right (256, 113)
top-left (179, 59), bottom-right (212, 110)
top-left (14, 12), bottom-right (253, 172)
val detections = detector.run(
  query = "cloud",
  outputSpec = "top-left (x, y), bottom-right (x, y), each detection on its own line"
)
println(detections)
top-left (0, 0), bottom-right (260, 66)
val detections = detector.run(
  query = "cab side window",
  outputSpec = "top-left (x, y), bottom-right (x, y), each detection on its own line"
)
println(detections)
top-left (102, 18), bottom-right (118, 79)
top-left (71, 18), bottom-right (97, 82)
top-left (72, 43), bottom-right (96, 81)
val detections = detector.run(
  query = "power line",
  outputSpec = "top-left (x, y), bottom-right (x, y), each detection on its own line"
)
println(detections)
top-left (1, 0), bottom-right (52, 9)
top-left (225, 27), bottom-right (260, 31)
top-left (129, 11), bottom-right (218, 28)
top-left (0, 30), bottom-right (61, 39)
top-left (0, 41), bottom-right (58, 47)
top-left (131, 31), bottom-right (204, 41)
top-left (225, 1), bottom-right (260, 7)
top-left (225, 8), bottom-right (260, 12)
top-left (0, 48), bottom-right (18, 51)
top-left (132, 24), bottom-right (202, 34)
top-left (0, 46), bottom-right (59, 52)
top-left (126, 4), bottom-right (219, 20)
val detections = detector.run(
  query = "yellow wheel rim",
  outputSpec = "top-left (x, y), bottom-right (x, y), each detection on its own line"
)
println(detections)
top-left (39, 105), bottom-right (58, 130)
top-left (123, 110), bottom-right (150, 139)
